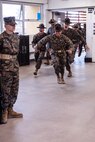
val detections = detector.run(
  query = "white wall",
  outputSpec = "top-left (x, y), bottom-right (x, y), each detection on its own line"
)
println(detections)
top-left (4, 0), bottom-right (48, 4)
top-left (48, 0), bottom-right (95, 10)
top-left (86, 8), bottom-right (93, 59)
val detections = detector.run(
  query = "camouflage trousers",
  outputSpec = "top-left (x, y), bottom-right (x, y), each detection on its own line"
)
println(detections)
top-left (45, 49), bottom-right (51, 61)
top-left (74, 43), bottom-right (79, 56)
top-left (65, 44), bottom-right (78, 72)
top-left (52, 53), bottom-right (66, 78)
top-left (35, 51), bottom-right (45, 70)
top-left (34, 51), bottom-right (40, 63)
top-left (0, 70), bottom-right (19, 109)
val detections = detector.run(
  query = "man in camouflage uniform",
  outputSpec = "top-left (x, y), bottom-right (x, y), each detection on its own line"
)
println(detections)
top-left (36, 24), bottom-right (73, 84)
top-left (0, 40), bottom-right (4, 122)
top-left (62, 18), bottom-right (87, 77)
top-left (32, 23), bottom-right (47, 75)
top-left (0, 17), bottom-right (23, 124)
top-left (73, 23), bottom-right (87, 57)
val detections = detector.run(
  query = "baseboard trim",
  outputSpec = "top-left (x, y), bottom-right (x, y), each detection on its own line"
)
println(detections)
top-left (85, 57), bottom-right (92, 62)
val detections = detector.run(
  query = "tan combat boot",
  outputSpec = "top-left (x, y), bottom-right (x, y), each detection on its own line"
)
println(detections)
top-left (44, 60), bottom-right (50, 65)
top-left (1, 109), bottom-right (8, 124)
top-left (68, 71), bottom-right (72, 77)
top-left (33, 69), bottom-right (38, 75)
top-left (57, 77), bottom-right (61, 84)
top-left (8, 107), bottom-right (23, 118)
top-left (61, 78), bottom-right (65, 84)
top-left (60, 75), bottom-right (65, 84)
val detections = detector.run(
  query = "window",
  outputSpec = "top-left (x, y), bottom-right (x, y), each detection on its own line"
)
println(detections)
top-left (24, 21), bottom-right (41, 35)
top-left (24, 5), bottom-right (41, 35)
top-left (1, 2), bottom-right (42, 35)
top-left (65, 11), bottom-right (86, 27)
top-left (2, 3), bottom-right (22, 20)
top-left (24, 5), bottom-right (41, 20)
top-left (2, 3), bottom-right (23, 34)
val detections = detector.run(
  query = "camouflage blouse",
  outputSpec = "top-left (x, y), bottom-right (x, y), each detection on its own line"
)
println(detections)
top-left (37, 33), bottom-right (73, 55)
top-left (62, 28), bottom-right (86, 44)
top-left (0, 31), bottom-right (19, 72)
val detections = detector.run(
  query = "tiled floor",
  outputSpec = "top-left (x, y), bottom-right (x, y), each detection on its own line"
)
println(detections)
top-left (0, 52), bottom-right (95, 142)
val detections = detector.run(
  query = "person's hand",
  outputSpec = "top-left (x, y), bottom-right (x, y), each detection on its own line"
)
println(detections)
top-left (66, 50), bottom-right (72, 54)
top-left (85, 44), bottom-right (89, 51)
top-left (32, 44), bottom-right (37, 49)
top-left (34, 45), bottom-right (38, 53)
